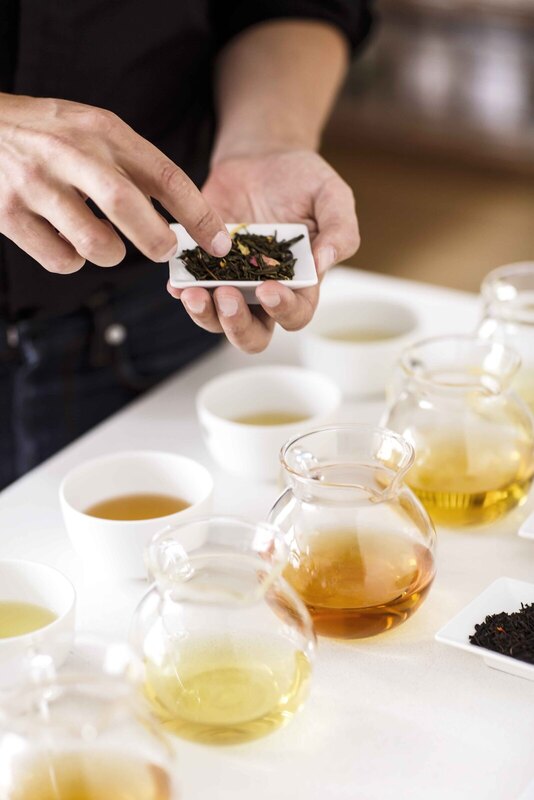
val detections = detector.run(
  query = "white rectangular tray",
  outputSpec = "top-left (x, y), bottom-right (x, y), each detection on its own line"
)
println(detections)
top-left (436, 576), bottom-right (534, 680)
top-left (168, 223), bottom-right (317, 304)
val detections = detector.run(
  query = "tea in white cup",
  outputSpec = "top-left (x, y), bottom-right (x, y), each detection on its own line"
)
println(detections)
top-left (299, 297), bottom-right (420, 397)
top-left (196, 366), bottom-right (341, 481)
top-left (60, 451), bottom-right (213, 580)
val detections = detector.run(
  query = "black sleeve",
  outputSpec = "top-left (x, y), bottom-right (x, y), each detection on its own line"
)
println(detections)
top-left (209, 1), bottom-right (374, 54)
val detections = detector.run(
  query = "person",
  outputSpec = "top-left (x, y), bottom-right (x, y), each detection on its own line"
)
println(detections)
top-left (0, 1), bottom-right (372, 490)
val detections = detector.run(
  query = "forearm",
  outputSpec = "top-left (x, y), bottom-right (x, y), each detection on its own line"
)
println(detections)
top-left (211, 20), bottom-right (349, 163)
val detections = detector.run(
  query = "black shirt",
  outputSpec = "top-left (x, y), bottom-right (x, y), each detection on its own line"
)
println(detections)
top-left (0, 1), bottom-right (372, 322)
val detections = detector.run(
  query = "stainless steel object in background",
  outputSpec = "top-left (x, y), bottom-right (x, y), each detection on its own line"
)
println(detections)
top-left (329, 0), bottom-right (534, 171)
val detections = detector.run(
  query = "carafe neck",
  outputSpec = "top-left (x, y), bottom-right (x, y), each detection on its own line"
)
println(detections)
top-left (150, 545), bottom-right (282, 607)
top-left (286, 462), bottom-right (406, 506)
top-left (400, 336), bottom-right (520, 397)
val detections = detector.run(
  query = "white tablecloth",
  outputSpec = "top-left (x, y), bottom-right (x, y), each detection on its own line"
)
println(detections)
top-left (0, 268), bottom-right (532, 800)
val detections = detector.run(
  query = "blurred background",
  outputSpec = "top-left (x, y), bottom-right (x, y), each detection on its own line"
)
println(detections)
top-left (322, 0), bottom-right (534, 291)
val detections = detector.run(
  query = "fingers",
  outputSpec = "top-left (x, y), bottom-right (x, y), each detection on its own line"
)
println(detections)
top-left (118, 132), bottom-right (231, 258)
top-left (1, 209), bottom-right (85, 274)
top-left (169, 285), bottom-right (223, 334)
top-left (213, 288), bottom-right (274, 353)
top-left (256, 281), bottom-right (319, 331)
top-left (32, 187), bottom-right (126, 267)
top-left (312, 176), bottom-right (360, 274)
top-left (169, 283), bottom-right (274, 353)
top-left (0, 100), bottom-right (228, 273)
top-left (61, 150), bottom-right (179, 263)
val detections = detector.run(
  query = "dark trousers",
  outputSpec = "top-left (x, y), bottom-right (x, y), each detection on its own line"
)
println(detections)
top-left (0, 269), bottom-right (219, 491)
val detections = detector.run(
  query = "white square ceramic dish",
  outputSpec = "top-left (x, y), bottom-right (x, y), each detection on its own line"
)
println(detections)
top-left (519, 509), bottom-right (534, 540)
top-left (168, 223), bottom-right (317, 304)
top-left (435, 577), bottom-right (534, 680)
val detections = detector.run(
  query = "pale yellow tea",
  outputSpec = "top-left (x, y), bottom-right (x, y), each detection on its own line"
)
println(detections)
top-left (85, 493), bottom-right (189, 521)
top-left (145, 634), bottom-right (311, 745)
top-left (0, 601), bottom-right (56, 639)
top-left (234, 412), bottom-right (309, 426)
top-left (9, 750), bottom-right (173, 800)
top-left (284, 529), bottom-right (435, 638)
top-left (324, 328), bottom-right (399, 343)
top-left (407, 436), bottom-right (534, 526)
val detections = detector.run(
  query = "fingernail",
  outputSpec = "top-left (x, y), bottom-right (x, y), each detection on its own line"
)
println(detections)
top-left (211, 230), bottom-right (232, 257)
top-left (183, 297), bottom-right (206, 315)
top-left (217, 296), bottom-right (239, 317)
top-left (262, 291), bottom-right (280, 308)
top-left (317, 246), bottom-right (337, 275)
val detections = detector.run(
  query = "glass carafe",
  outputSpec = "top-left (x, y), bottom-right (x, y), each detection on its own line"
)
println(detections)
top-left (131, 516), bottom-right (315, 746)
top-left (0, 646), bottom-right (179, 800)
top-left (383, 335), bottom-right (534, 526)
top-left (478, 262), bottom-right (534, 411)
top-left (269, 425), bottom-right (436, 639)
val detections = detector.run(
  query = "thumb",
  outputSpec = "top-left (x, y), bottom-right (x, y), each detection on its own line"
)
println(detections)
top-left (312, 178), bottom-right (360, 275)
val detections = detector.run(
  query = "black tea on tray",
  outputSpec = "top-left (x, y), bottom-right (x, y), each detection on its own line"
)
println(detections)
top-left (180, 228), bottom-right (304, 282)
top-left (469, 603), bottom-right (534, 664)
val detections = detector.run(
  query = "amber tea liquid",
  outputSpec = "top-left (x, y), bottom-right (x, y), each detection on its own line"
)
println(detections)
top-left (85, 493), bottom-right (189, 521)
top-left (284, 529), bottom-right (435, 639)
top-left (144, 634), bottom-right (311, 745)
top-left (10, 750), bottom-right (172, 800)
top-left (407, 437), bottom-right (534, 526)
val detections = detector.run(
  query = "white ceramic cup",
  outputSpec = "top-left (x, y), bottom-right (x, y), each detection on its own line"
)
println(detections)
top-left (60, 451), bottom-right (213, 580)
top-left (299, 297), bottom-right (420, 397)
top-left (197, 365), bottom-right (342, 481)
top-left (0, 559), bottom-right (76, 685)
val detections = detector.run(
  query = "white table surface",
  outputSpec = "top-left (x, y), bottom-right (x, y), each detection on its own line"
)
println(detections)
top-left (1, 268), bottom-right (533, 800)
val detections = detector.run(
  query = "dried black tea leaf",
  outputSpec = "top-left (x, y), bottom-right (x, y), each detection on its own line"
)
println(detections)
top-left (180, 228), bottom-right (304, 282)
top-left (469, 603), bottom-right (534, 665)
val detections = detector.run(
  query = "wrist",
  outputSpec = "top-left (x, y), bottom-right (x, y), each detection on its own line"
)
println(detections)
top-left (211, 129), bottom-right (319, 166)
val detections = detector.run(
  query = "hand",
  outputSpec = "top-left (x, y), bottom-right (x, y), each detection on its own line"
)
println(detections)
top-left (0, 94), bottom-right (231, 273)
top-left (168, 150), bottom-right (360, 353)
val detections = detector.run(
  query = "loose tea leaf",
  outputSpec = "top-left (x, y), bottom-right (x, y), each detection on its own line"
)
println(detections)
top-left (180, 229), bottom-right (304, 282)
top-left (469, 603), bottom-right (534, 664)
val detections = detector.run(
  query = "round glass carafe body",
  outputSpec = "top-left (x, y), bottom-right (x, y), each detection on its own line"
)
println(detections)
top-left (0, 667), bottom-right (179, 800)
top-left (131, 516), bottom-right (316, 745)
top-left (269, 425), bottom-right (436, 639)
top-left (383, 335), bottom-right (534, 526)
